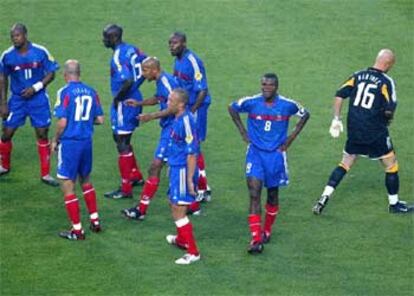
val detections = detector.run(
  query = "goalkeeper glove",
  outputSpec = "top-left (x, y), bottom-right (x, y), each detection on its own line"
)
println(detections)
top-left (329, 117), bottom-right (343, 138)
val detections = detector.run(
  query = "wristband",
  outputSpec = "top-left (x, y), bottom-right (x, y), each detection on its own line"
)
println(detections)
top-left (32, 81), bottom-right (44, 92)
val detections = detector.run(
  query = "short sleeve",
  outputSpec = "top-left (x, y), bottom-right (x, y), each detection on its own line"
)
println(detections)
top-left (230, 95), bottom-right (257, 113)
top-left (335, 74), bottom-right (356, 99)
top-left (54, 89), bottom-right (69, 119)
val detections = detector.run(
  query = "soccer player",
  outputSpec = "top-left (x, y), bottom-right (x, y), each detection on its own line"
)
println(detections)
top-left (169, 32), bottom-right (211, 211)
top-left (137, 88), bottom-right (200, 264)
top-left (51, 60), bottom-right (104, 240)
top-left (228, 73), bottom-right (310, 254)
top-left (0, 23), bottom-right (59, 186)
top-left (102, 24), bottom-right (146, 199)
top-left (121, 57), bottom-right (179, 220)
top-left (313, 49), bottom-right (413, 215)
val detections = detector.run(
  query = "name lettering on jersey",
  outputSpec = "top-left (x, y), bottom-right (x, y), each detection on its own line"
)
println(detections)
top-left (357, 73), bottom-right (381, 85)
top-left (248, 114), bottom-right (290, 121)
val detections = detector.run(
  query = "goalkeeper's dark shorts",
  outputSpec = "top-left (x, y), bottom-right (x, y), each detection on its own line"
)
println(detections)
top-left (344, 135), bottom-right (394, 160)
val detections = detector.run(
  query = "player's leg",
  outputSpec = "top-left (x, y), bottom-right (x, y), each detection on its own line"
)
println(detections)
top-left (166, 166), bottom-right (200, 264)
top-left (29, 96), bottom-right (58, 186)
top-left (105, 133), bottom-right (134, 199)
top-left (247, 177), bottom-right (264, 254)
top-left (0, 127), bottom-right (16, 175)
top-left (57, 140), bottom-right (84, 240)
top-left (129, 144), bottom-right (144, 186)
top-left (380, 152), bottom-right (413, 213)
top-left (122, 158), bottom-right (163, 220)
top-left (196, 104), bottom-right (211, 202)
top-left (79, 140), bottom-right (102, 231)
top-left (313, 151), bottom-right (356, 215)
top-left (34, 127), bottom-right (58, 186)
top-left (262, 187), bottom-right (279, 243)
top-left (0, 97), bottom-right (25, 175)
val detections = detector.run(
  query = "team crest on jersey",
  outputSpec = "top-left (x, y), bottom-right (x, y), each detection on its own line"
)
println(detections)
top-left (195, 71), bottom-right (203, 81)
top-left (185, 134), bottom-right (193, 144)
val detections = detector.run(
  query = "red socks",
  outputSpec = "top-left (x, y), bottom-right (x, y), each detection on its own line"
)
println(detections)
top-left (118, 152), bottom-right (133, 194)
top-left (188, 201), bottom-right (200, 213)
top-left (0, 140), bottom-right (12, 170)
top-left (176, 217), bottom-right (199, 255)
top-left (248, 214), bottom-right (262, 243)
top-left (263, 204), bottom-right (279, 236)
top-left (37, 139), bottom-right (51, 177)
top-left (82, 183), bottom-right (99, 223)
top-left (130, 148), bottom-right (143, 181)
top-left (138, 176), bottom-right (160, 214)
top-left (64, 194), bottom-right (81, 229)
top-left (197, 152), bottom-right (208, 191)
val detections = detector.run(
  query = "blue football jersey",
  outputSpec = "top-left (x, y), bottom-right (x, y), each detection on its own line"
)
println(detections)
top-left (0, 42), bottom-right (59, 96)
top-left (54, 81), bottom-right (104, 140)
top-left (167, 111), bottom-right (199, 166)
top-left (173, 49), bottom-right (211, 106)
top-left (155, 71), bottom-right (179, 128)
top-left (110, 42), bottom-right (147, 99)
top-left (231, 94), bottom-right (307, 151)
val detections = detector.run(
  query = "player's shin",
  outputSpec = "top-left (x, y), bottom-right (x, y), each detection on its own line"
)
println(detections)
top-left (263, 204), bottom-right (279, 237)
top-left (37, 139), bottom-right (51, 177)
top-left (197, 152), bottom-right (208, 191)
top-left (385, 172), bottom-right (399, 205)
top-left (82, 183), bottom-right (99, 222)
top-left (138, 176), bottom-right (160, 214)
top-left (176, 216), bottom-right (199, 255)
top-left (248, 214), bottom-right (262, 243)
top-left (129, 145), bottom-right (144, 181)
top-left (118, 152), bottom-right (133, 194)
top-left (64, 194), bottom-right (82, 231)
top-left (0, 140), bottom-right (12, 171)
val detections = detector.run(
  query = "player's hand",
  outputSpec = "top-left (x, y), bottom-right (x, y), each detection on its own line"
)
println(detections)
top-left (21, 87), bottom-right (35, 98)
top-left (50, 140), bottom-right (59, 153)
top-left (124, 99), bottom-right (139, 107)
top-left (0, 104), bottom-right (9, 119)
top-left (138, 113), bottom-right (153, 123)
top-left (187, 182), bottom-right (197, 197)
top-left (329, 117), bottom-right (343, 138)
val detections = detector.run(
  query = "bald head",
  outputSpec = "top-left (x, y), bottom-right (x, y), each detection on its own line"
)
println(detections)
top-left (142, 56), bottom-right (161, 70)
top-left (141, 57), bottom-right (162, 81)
top-left (374, 49), bottom-right (395, 73)
top-left (64, 59), bottom-right (80, 81)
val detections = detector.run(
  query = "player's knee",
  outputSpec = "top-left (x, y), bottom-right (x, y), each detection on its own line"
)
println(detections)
top-left (385, 161), bottom-right (399, 173)
top-left (148, 160), bottom-right (162, 176)
top-left (338, 161), bottom-right (351, 172)
top-left (116, 141), bottom-right (131, 153)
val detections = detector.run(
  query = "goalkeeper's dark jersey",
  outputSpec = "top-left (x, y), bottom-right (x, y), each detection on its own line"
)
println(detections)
top-left (336, 67), bottom-right (397, 144)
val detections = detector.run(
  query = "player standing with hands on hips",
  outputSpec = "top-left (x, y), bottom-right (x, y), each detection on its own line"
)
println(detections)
top-left (313, 49), bottom-right (413, 215)
top-left (228, 73), bottom-right (310, 254)
top-left (0, 23), bottom-right (59, 186)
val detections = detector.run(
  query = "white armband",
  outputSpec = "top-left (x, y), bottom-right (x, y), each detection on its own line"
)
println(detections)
top-left (32, 81), bottom-right (44, 92)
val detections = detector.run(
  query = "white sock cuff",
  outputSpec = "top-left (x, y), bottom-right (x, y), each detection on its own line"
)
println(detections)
top-left (322, 185), bottom-right (335, 197)
top-left (90, 212), bottom-right (99, 220)
top-left (175, 216), bottom-right (190, 228)
top-left (388, 194), bottom-right (399, 205)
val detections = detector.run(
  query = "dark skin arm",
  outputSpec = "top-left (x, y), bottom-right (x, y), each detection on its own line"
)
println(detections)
top-left (113, 79), bottom-right (133, 106)
top-left (21, 72), bottom-right (55, 98)
top-left (0, 73), bottom-right (8, 119)
top-left (228, 105), bottom-right (249, 143)
top-left (139, 108), bottom-right (174, 123)
top-left (278, 111), bottom-right (310, 151)
top-left (191, 89), bottom-right (207, 113)
top-left (124, 97), bottom-right (159, 107)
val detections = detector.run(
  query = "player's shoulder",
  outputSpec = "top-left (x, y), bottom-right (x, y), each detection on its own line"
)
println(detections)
top-left (278, 94), bottom-right (299, 105)
top-left (1, 46), bottom-right (15, 60)
top-left (31, 43), bottom-right (52, 55)
top-left (236, 93), bottom-right (262, 104)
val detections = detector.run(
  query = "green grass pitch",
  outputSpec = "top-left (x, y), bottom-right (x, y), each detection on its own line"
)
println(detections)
top-left (0, 0), bottom-right (413, 295)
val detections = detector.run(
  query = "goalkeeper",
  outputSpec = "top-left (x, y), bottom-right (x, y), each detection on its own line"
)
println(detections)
top-left (313, 49), bottom-right (413, 215)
